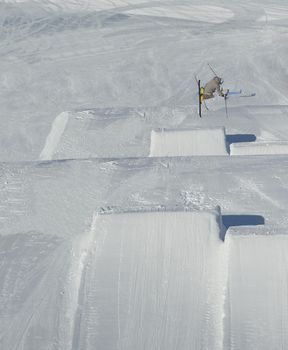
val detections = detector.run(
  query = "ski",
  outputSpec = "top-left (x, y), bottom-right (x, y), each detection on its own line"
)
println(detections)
top-left (203, 100), bottom-right (209, 111)
top-left (197, 79), bottom-right (202, 118)
top-left (225, 90), bottom-right (256, 98)
top-left (194, 75), bottom-right (203, 118)
top-left (226, 90), bottom-right (241, 96)
top-left (240, 93), bottom-right (256, 98)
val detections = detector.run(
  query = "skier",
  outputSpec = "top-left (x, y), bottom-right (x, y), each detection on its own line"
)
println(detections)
top-left (202, 76), bottom-right (225, 100)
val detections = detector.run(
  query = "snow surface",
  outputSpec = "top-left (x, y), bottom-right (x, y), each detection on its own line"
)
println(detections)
top-left (37, 105), bottom-right (288, 160)
top-left (125, 5), bottom-right (234, 24)
top-left (225, 230), bottom-right (288, 350)
top-left (149, 127), bottom-right (228, 156)
top-left (73, 210), bottom-right (226, 350)
top-left (231, 141), bottom-right (288, 155)
top-left (1, 0), bottom-right (288, 349)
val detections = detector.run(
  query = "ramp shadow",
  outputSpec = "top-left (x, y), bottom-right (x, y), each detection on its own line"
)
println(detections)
top-left (226, 134), bottom-right (256, 145)
top-left (221, 214), bottom-right (265, 240)
top-left (226, 134), bottom-right (256, 154)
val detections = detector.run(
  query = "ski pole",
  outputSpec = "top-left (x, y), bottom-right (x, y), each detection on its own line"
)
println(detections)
top-left (224, 96), bottom-right (228, 118)
top-left (207, 63), bottom-right (218, 77)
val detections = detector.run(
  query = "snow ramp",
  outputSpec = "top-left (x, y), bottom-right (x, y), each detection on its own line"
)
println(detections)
top-left (73, 209), bottom-right (227, 350)
top-left (149, 127), bottom-right (228, 156)
top-left (225, 230), bottom-right (288, 350)
top-left (39, 111), bottom-right (69, 160)
top-left (230, 141), bottom-right (288, 155)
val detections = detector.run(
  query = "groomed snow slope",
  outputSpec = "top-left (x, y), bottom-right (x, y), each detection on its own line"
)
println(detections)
top-left (226, 230), bottom-right (288, 350)
top-left (149, 127), bottom-right (228, 157)
top-left (1, 0), bottom-right (288, 349)
top-left (74, 209), bottom-right (227, 350)
top-left (0, 233), bottom-right (71, 350)
top-left (0, 208), bottom-right (228, 350)
top-left (1, 153), bottom-right (288, 349)
top-left (125, 5), bottom-right (234, 23)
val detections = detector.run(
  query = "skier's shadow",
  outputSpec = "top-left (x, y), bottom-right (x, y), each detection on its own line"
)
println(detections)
top-left (226, 134), bottom-right (256, 145)
top-left (220, 214), bottom-right (265, 241)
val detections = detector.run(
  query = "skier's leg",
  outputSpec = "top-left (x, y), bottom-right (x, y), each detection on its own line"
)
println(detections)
top-left (203, 94), bottom-right (213, 100)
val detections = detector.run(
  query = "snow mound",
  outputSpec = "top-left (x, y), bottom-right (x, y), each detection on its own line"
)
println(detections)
top-left (74, 209), bottom-right (227, 350)
top-left (230, 141), bottom-right (288, 156)
top-left (150, 127), bottom-right (228, 157)
top-left (258, 6), bottom-right (288, 22)
top-left (126, 5), bottom-right (234, 24)
top-left (226, 232), bottom-right (288, 349)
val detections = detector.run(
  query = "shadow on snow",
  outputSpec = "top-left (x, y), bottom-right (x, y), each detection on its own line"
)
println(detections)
top-left (220, 214), bottom-right (265, 240)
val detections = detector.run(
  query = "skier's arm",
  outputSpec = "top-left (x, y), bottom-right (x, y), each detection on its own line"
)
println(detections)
top-left (216, 84), bottom-right (224, 97)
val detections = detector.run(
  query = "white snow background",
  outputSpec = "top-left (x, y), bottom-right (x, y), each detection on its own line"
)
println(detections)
top-left (1, 0), bottom-right (288, 349)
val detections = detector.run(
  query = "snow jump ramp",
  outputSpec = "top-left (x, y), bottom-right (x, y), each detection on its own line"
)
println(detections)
top-left (39, 111), bottom-right (69, 160)
top-left (74, 208), bottom-right (227, 350)
top-left (149, 127), bottom-right (228, 156)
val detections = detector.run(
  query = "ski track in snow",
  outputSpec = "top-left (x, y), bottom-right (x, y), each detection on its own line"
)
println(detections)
top-left (236, 176), bottom-right (282, 210)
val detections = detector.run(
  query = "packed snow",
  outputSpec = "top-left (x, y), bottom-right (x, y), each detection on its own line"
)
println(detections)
top-left (125, 5), bottom-right (234, 24)
top-left (149, 127), bottom-right (228, 156)
top-left (73, 210), bottom-right (226, 350)
top-left (225, 229), bottom-right (288, 350)
top-left (230, 141), bottom-right (288, 155)
top-left (1, 0), bottom-right (288, 349)
top-left (39, 111), bottom-right (69, 160)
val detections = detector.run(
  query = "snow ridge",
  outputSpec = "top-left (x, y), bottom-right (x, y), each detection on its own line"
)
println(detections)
top-left (62, 212), bottom-right (99, 350)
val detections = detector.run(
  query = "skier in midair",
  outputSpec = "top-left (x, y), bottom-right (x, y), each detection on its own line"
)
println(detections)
top-left (202, 76), bottom-right (225, 100)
